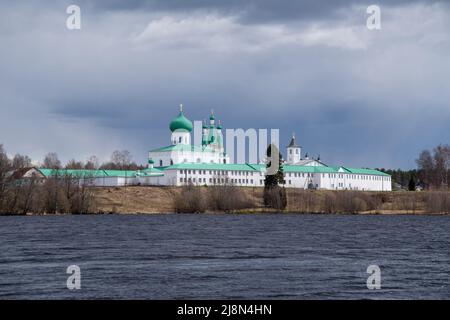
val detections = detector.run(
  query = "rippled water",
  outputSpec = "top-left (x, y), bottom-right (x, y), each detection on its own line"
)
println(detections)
top-left (0, 214), bottom-right (449, 299)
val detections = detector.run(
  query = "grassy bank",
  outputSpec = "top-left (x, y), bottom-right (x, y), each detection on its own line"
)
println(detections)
top-left (92, 186), bottom-right (450, 215)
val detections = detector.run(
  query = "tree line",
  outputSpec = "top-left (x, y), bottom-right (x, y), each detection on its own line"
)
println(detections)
top-left (42, 150), bottom-right (145, 171)
top-left (377, 144), bottom-right (450, 191)
top-left (0, 144), bottom-right (144, 215)
top-left (416, 144), bottom-right (450, 190)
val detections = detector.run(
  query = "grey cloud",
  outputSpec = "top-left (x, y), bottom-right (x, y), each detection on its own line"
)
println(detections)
top-left (6, 0), bottom-right (446, 23)
top-left (1, 1), bottom-right (450, 168)
top-left (70, 0), bottom-right (447, 23)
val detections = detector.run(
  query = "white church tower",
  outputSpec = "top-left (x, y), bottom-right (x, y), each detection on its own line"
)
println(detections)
top-left (286, 132), bottom-right (301, 164)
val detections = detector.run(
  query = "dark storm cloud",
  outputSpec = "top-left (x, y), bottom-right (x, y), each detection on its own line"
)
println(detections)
top-left (8, 0), bottom-right (445, 23)
top-left (1, 0), bottom-right (450, 168)
top-left (70, 0), bottom-right (445, 23)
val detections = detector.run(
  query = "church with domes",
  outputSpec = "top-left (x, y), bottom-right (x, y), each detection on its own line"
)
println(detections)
top-left (148, 105), bottom-right (229, 167)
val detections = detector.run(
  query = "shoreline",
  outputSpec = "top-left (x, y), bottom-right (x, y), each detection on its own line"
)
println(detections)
top-left (1, 210), bottom-right (449, 216)
top-left (1, 186), bottom-right (449, 216)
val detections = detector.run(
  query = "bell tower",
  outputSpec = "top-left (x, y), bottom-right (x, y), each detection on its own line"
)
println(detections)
top-left (286, 132), bottom-right (301, 164)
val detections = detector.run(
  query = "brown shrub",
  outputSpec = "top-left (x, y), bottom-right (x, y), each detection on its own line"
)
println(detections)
top-left (425, 192), bottom-right (450, 213)
top-left (174, 184), bottom-right (206, 213)
top-left (290, 189), bottom-right (318, 213)
top-left (263, 186), bottom-right (287, 211)
top-left (208, 185), bottom-right (254, 212)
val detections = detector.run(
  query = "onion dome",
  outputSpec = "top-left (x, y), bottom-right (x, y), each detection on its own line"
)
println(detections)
top-left (148, 159), bottom-right (154, 164)
top-left (169, 104), bottom-right (193, 132)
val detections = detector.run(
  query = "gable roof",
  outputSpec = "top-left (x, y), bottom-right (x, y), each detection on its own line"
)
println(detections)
top-left (292, 159), bottom-right (326, 166)
top-left (7, 167), bottom-right (41, 179)
top-left (342, 167), bottom-right (390, 176)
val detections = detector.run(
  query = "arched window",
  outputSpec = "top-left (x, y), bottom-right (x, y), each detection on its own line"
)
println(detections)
top-left (223, 159), bottom-right (226, 164)
top-left (170, 159), bottom-right (173, 165)
top-left (178, 137), bottom-right (182, 143)
top-left (196, 158), bottom-right (201, 163)
top-left (159, 159), bottom-right (163, 166)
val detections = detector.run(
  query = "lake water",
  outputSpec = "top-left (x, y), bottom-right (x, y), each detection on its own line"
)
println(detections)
top-left (0, 214), bottom-right (449, 299)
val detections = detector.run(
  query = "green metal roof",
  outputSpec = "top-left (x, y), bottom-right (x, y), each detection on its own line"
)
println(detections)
top-left (102, 170), bottom-right (139, 177)
top-left (223, 164), bottom-right (389, 176)
top-left (284, 165), bottom-right (338, 173)
top-left (149, 144), bottom-right (215, 153)
top-left (37, 164), bottom-right (389, 178)
top-left (38, 168), bottom-right (164, 178)
top-left (169, 111), bottom-right (193, 132)
top-left (39, 169), bottom-right (109, 178)
top-left (342, 167), bottom-right (390, 176)
top-left (136, 167), bottom-right (164, 177)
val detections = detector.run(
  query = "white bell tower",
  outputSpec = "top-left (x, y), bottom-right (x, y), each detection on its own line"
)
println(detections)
top-left (286, 132), bottom-right (301, 164)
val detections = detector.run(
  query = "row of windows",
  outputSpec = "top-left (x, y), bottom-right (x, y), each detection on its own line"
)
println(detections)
top-left (157, 159), bottom-right (227, 166)
top-left (285, 172), bottom-right (390, 181)
top-left (286, 172), bottom-right (313, 178)
top-left (179, 169), bottom-right (256, 176)
top-left (180, 177), bottom-right (259, 185)
top-left (285, 181), bottom-right (382, 191)
top-left (177, 169), bottom-right (390, 182)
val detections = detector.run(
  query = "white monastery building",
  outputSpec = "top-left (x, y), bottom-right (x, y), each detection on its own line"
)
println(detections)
top-left (20, 106), bottom-right (391, 191)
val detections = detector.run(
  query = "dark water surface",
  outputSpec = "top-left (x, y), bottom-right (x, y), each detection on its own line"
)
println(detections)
top-left (0, 214), bottom-right (449, 299)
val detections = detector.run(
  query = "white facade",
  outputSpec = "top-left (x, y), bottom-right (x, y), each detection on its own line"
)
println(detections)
top-left (149, 146), bottom-right (229, 168)
top-left (160, 165), bottom-right (391, 191)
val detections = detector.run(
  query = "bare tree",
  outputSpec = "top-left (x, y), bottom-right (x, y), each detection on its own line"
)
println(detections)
top-left (416, 149), bottom-right (434, 189)
top-left (85, 155), bottom-right (99, 170)
top-left (0, 144), bottom-right (11, 211)
top-left (12, 154), bottom-right (32, 169)
top-left (43, 152), bottom-right (61, 169)
top-left (416, 145), bottom-right (450, 190)
top-left (434, 144), bottom-right (450, 188)
top-left (65, 159), bottom-right (84, 169)
top-left (111, 150), bottom-right (132, 169)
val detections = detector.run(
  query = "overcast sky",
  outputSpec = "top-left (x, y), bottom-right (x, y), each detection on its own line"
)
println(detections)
top-left (1, 0), bottom-right (449, 169)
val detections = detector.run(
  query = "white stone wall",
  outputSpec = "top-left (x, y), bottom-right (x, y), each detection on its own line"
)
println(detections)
top-left (171, 131), bottom-right (191, 145)
top-left (149, 149), bottom-right (230, 167)
top-left (68, 168), bottom-right (391, 191)
top-left (168, 169), bottom-right (264, 187)
top-left (284, 172), bottom-right (392, 191)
